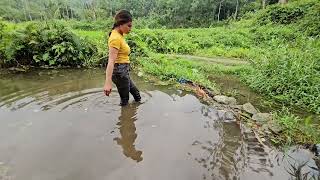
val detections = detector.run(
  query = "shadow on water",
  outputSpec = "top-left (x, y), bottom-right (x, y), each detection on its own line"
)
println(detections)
top-left (0, 68), bottom-right (319, 180)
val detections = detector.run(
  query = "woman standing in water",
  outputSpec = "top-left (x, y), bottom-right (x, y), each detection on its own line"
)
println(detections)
top-left (104, 10), bottom-right (141, 106)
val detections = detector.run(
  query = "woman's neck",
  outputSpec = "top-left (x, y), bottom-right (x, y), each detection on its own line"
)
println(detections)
top-left (114, 27), bottom-right (123, 35)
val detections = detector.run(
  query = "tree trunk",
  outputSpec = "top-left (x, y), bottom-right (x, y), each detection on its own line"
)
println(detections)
top-left (279, 0), bottom-right (288, 4)
top-left (234, 0), bottom-right (239, 19)
top-left (24, 0), bottom-right (33, 21)
top-left (109, 0), bottom-right (113, 16)
top-left (218, 0), bottom-right (224, 22)
top-left (262, 0), bottom-right (266, 9)
top-left (70, 8), bottom-right (73, 19)
top-left (28, 13), bottom-right (33, 21)
top-left (23, 0), bottom-right (28, 21)
top-left (91, 0), bottom-right (97, 21)
top-left (92, 8), bottom-right (97, 21)
top-left (22, 0), bottom-right (31, 21)
top-left (65, 5), bottom-right (69, 19)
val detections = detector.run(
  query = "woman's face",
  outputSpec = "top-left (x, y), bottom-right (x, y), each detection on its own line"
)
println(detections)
top-left (120, 21), bottom-right (132, 34)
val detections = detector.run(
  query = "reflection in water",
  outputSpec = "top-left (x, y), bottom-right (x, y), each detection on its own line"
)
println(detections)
top-left (114, 103), bottom-right (143, 162)
top-left (190, 122), bottom-right (243, 180)
top-left (219, 123), bottom-right (242, 179)
top-left (189, 106), bottom-right (243, 179)
top-left (284, 149), bottom-right (320, 179)
top-left (190, 106), bottom-right (277, 180)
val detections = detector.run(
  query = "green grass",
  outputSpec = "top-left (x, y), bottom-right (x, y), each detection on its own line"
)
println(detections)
top-left (136, 53), bottom-right (216, 90)
top-left (134, 53), bottom-right (250, 93)
top-left (272, 109), bottom-right (320, 145)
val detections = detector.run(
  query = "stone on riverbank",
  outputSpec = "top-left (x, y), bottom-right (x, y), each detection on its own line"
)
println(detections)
top-left (243, 103), bottom-right (258, 115)
top-left (252, 113), bottom-right (272, 125)
top-left (214, 95), bottom-right (237, 105)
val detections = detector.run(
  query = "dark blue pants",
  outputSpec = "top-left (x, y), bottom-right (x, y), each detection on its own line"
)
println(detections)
top-left (112, 64), bottom-right (141, 106)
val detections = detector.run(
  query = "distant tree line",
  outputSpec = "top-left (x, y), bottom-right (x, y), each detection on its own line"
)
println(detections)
top-left (0, 0), bottom-right (288, 26)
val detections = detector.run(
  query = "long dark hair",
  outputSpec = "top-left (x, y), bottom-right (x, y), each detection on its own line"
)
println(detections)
top-left (109, 10), bottom-right (132, 36)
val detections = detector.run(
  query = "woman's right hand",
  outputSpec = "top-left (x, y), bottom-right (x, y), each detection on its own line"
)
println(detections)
top-left (104, 47), bottom-right (118, 97)
top-left (104, 80), bottom-right (112, 96)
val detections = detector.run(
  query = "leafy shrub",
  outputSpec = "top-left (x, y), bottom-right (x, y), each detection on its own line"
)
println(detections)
top-left (257, 0), bottom-right (320, 28)
top-left (251, 25), bottom-right (298, 44)
top-left (3, 22), bottom-right (97, 67)
top-left (257, 5), bottom-right (305, 25)
top-left (298, 3), bottom-right (320, 37)
top-left (0, 20), bottom-right (6, 64)
top-left (127, 32), bottom-right (149, 59)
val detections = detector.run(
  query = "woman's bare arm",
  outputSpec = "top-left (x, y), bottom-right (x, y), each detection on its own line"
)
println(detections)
top-left (104, 47), bottom-right (119, 96)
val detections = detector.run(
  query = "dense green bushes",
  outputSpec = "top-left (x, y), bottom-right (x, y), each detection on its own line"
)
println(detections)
top-left (298, 3), bottom-right (320, 37)
top-left (0, 20), bottom-right (8, 67)
top-left (0, 22), bottom-right (98, 67)
top-left (255, 0), bottom-right (320, 37)
top-left (126, 28), bottom-right (252, 56)
top-left (256, 5), bottom-right (305, 25)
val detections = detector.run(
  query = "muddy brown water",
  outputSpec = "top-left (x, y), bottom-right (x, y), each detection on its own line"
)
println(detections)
top-left (0, 69), bottom-right (319, 180)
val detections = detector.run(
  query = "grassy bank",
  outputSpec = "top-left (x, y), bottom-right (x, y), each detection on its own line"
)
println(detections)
top-left (126, 0), bottom-right (320, 115)
top-left (272, 109), bottom-right (320, 145)
top-left (134, 53), bottom-right (249, 91)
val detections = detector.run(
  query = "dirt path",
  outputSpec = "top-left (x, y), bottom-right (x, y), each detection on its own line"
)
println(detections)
top-left (169, 54), bottom-right (250, 66)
